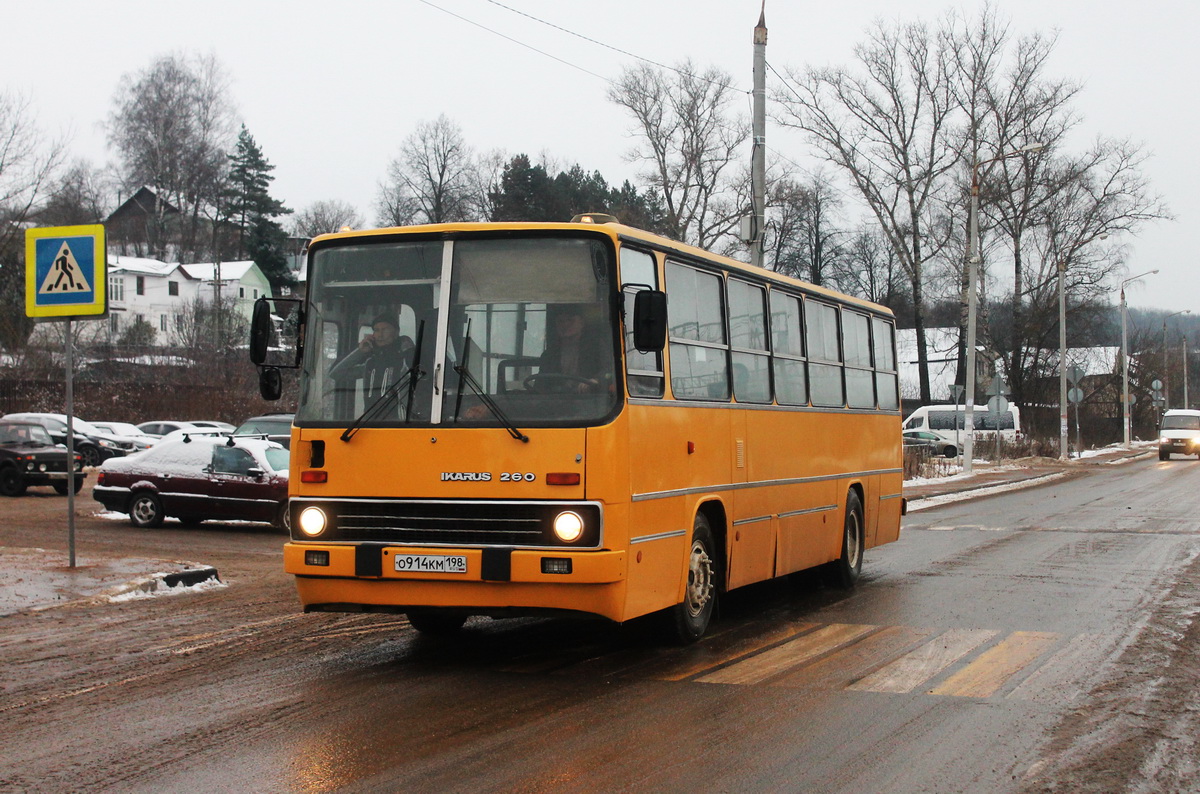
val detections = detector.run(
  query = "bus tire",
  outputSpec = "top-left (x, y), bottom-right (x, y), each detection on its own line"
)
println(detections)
top-left (825, 490), bottom-right (864, 589)
top-left (668, 513), bottom-right (717, 644)
top-left (407, 609), bottom-right (467, 636)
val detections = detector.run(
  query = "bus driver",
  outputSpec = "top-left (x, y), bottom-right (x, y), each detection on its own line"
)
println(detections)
top-left (329, 314), bottom-right (414, 402)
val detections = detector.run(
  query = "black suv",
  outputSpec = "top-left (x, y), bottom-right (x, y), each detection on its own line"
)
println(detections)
top-left (0, 421), bottom-right (85, 496)
top-left (233, 413), bottom-right (294, 449)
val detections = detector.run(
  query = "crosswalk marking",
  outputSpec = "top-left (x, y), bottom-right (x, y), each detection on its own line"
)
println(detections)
top-left (642, 621), bottom-right (821, 682)
top-left (1002, 632), bottom-right (1100, 702)
top-left (469, 622), bottom-right (1095, 703)
top-left (929, 631), bottom-right (1059, 697)
top-left (696, 623), bottom-right (877, 685)
top-left (846, 628), bottom-right (997, 694)
top-left (772, 625), bottom-right (933, 690)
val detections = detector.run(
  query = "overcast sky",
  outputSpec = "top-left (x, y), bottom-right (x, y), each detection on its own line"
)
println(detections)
top-left (4, 0), bottom-right (1196, 313)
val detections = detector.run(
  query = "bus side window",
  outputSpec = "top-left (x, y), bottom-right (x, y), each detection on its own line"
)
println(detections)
top-left (872, 316), bottom-right (899, 410)
top-left (771, 291), bottom-right (807, 406)
top-left (728, 279), bottom-right (770, 403)
top-left (806, 300), bottom-right (843, 407)
top-left (666, 262), bottom-right (729, 401)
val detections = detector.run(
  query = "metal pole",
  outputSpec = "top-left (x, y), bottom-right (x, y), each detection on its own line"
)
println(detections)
top-left (1184, 335), bottom-right (1189, 410)
top-left (1164, 320), bottom-right (1169, 410)
top-left (1122, 288), bottom-right (1130, 447)
top-left (65, 318), bottom-right (77, 568)
top-left (750, 7), bottom-right (767, 270)
top-left (963, 163), bottom-right (981, 474)
top-left (1059, 262), bottom-right (1068, 459)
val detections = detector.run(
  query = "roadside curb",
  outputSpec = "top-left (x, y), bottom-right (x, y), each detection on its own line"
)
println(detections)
top-left (101, 565), bottom-right (221, 601)
top-left (904, 447), bottom-right (1155, 512)
top-left (906, 471), bottom-right (1071, 512)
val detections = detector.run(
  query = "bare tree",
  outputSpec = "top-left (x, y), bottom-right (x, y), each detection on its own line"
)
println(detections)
top-left (35, 159), bottom-right (113, 226)
top-left (608, 60), bottom-right (749, 249)
top-left (108, 53), bottom-right (238, 262)
top-left (0, 92), bottom-right (67, 350)
top-left (375, 115), bottom-right (479, 226)
top-left (763, 170), bottom-right (846, 286)
top-left (292, 200), bottom-right (365, 237)
top-left (827, 227), bottom-right (909, 310)
top-left (774, 19), bottom-right (960, 403)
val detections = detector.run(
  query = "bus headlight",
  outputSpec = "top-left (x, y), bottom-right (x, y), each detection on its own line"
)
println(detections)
top-left (552, 511), bottom-right (585, 543)
top-left (298, 506), bottom-right (327, 537)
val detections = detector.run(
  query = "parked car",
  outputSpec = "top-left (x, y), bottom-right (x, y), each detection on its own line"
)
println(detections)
top-left (1158, 409), bottom-right (1200, 460)
top-left (187, 420), bottom-right (236, 432)
top-left (2, 412), bottom-right (134, 467)
top-left (136, 420), bottom-right (203, 439)
top-left (0, 421), bottom-right (86, 496)
top-left (903, 429), bottom-right (958, 458)
top-left (234, 413), bottom-right (294, 449)
top-left (88, 421), bottom-right (155, 452)
top-left (93, 435), bottom-right (289, 528)
top-left (157, 426), bottom-right (231, 445)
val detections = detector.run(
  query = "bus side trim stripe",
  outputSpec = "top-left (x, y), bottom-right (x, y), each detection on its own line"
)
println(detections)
top-left (631, 468), bottom-right (903, 502)
top-left (778, 505), bottom-right (838, 519)
top-left (732, 515), bottom-right (773, 526)
top-left (630, 529), bottom-right (688, 545)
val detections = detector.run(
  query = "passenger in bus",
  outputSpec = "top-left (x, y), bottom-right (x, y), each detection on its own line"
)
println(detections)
top-left (329, 314), bottom-right (415, 401)
top-left (535, 306), bottom-right (608, 393)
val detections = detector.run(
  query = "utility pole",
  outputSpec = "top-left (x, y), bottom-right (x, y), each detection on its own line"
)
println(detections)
top-left (749, 4), bottom-right (767, 270)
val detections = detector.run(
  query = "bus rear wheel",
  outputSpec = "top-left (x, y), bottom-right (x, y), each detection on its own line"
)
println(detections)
top-left (668, 513), bottom-right (717, 644)
top-left (824, 490), bottom-right (864, 589)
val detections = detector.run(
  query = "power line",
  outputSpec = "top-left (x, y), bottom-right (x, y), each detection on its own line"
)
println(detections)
top-left (421, 0), bottom-right (747, 94)
top-left (417, 0), bottom-right (614, 85)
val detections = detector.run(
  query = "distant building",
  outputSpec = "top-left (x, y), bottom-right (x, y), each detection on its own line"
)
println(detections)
top-left (105, 187), bottom-right (181, 261)
top-left (81, 256), bottom-right (272, 348)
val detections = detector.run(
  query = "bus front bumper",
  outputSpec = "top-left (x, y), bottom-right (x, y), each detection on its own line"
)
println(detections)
top-left (284, 543), bottom-right (628, 621)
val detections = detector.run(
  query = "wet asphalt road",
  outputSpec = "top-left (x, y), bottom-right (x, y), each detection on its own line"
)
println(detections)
top-left (2, 456), bottom-right (1197, 792)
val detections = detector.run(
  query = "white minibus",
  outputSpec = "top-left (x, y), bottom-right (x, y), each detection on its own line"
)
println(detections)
top-left (903, 404), bottom-right (1021, 452)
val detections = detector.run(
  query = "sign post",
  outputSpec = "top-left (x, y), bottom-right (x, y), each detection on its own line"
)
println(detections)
top-left (25, 225), bottom-right (107, 568)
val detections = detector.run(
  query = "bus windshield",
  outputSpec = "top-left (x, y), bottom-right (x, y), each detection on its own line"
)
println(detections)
top-left (297, 235), bottom-right (618, 428)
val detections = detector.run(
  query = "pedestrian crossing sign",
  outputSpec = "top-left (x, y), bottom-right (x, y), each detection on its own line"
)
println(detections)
top-left (25, 224), bottom-right (107, 318)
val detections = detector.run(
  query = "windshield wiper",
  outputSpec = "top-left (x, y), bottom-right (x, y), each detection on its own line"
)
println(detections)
top-left (453, 320), bottom-right (528, 443)
top-left (340, 321), bottom-right (426, 442)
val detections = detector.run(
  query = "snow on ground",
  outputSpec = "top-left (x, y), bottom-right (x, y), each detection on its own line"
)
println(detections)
top-left (108, 575), bottom-right (227, 602)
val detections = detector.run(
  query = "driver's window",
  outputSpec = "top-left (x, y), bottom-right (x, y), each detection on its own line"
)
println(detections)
top-left (212, 447), bottom-right (256, 476)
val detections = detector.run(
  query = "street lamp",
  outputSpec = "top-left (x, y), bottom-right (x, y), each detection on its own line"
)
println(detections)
top-left (964, 142), bottom-right (1044, 474)
top-left (1163, 309), bottom-right (1191, 410)
top-left (1120, 269), bottom-right (1159, 447)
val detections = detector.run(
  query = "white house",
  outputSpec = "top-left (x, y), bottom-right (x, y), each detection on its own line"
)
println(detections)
top-left (101, 255), bottom-right (271, 347)
top-left (178, 261), bottom-right (273, 324)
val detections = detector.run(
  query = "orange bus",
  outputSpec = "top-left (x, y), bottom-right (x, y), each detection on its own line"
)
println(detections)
top-left (250, 215), bottom-right (903, 642)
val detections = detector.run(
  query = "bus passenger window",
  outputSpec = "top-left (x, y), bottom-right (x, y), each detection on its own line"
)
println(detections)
top-left (666, 262), bottom-right (729, 401)
top-left (807, 300), bottom-right (844, 407)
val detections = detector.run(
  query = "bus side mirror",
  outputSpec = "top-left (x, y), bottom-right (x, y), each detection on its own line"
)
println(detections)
top-left (633, 290), bottom-right (667, 352)
top-left (259, 367), bottom-right (283, 401)
top-left (249, 298), bottom-right (272, 365)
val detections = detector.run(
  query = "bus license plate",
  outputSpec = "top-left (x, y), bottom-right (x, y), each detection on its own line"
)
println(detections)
top-left (393, 554), bottom-right (467, 574)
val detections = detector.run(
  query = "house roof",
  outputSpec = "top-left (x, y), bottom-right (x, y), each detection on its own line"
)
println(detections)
top-left (105, 186), bottom-right (180, 223)
top-left (179, 261), bottom-right (260, 283)
top-left (108, 255), bottom-right (187, 278)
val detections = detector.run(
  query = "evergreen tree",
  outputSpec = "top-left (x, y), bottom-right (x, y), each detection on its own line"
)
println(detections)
top-left (225, 125), bottom-right (293, 290)
top-left (489, 155), bottom-right (666, 232)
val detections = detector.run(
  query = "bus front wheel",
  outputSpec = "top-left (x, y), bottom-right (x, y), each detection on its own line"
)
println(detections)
top-left (825, 490), bottom-right (864, 589)
top-left (669, 513), bottom-right (717, 644)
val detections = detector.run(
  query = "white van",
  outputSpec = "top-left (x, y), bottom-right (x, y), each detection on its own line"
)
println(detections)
top-left (902, 404), bottom-right (1022, 455)
top-left (1158, 409), bottom-right (1200, 460)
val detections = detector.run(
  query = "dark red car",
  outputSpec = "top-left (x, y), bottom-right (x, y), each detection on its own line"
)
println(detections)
top-left (93, 435), bottom-right (289, 528)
